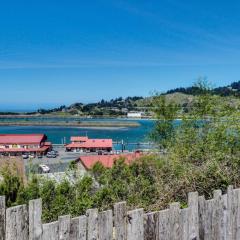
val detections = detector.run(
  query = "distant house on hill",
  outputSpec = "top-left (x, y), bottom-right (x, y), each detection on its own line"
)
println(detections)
top-left (127, 112), bottom-right (143, 118)
top-left (76, 152), bottom-right (143, 172)
top-left (0, 134), bottom-right (52, 156)
top-left (65, 136), bottom-right (113, 153)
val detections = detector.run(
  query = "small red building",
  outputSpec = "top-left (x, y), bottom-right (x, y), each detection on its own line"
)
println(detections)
top-left (0, 134), bottom-right (52, 156)
top-left (77, 152), bottom-right (143, 170)
top-left (65, 136), bottom-right (113, 152)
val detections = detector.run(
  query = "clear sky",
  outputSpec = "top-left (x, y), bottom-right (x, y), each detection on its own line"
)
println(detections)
top-left (1, 0), bottom-right (240, 110)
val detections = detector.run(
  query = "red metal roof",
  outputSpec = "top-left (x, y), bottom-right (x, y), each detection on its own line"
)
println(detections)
top-left (0, 134), bottom-right (46, 145)
top-left (71, 136), bottom-right (88, 142)
top-left (66, 139), bottom-right (113, 149)
top-left (79, 152), bottom-right (142, 169)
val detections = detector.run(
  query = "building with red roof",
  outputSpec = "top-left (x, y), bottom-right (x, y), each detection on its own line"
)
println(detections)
top-left (0, 134), bottom-right (52, 156)
top-left (77, 152), bottom-right (143, 170)
top-left (66, 136), bottom-right (113, 153)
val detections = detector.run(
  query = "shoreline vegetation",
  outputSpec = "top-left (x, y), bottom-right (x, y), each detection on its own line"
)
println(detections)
top-left (0, 120), bottom-right (141, 128)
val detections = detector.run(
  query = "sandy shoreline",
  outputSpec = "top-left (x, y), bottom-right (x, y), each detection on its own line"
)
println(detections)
top-left (0, 121), bottom-right (140, 128)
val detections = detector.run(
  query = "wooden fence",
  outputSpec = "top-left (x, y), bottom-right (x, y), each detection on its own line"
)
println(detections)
top-left (1, 185), bottom-right (240, 239)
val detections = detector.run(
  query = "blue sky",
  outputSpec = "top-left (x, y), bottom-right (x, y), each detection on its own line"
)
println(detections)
top-left (1, 0), bottom-right (240, 110)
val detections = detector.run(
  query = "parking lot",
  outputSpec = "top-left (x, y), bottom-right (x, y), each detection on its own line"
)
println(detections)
top-left (24, 145), bottom-right (111, 174)
top-left (24, 146), bottom-right (84, 173)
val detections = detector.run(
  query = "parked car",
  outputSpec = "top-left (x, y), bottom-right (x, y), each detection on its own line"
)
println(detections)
top-left (49, 150), bottom-right (59, 156)
top-left (47, 152), bottom-right (57, 158)
top-left (22, 154), bottom-right (29, 159)
top-left (38, 164), bottom-right (50, 174)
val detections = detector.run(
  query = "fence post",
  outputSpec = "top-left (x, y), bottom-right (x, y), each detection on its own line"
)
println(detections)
top-left (188, 192), bottom-right (199, 240)
top-left (86, 209), bottom-right (98, 240)
top-left (114, 202), bottom-right (127, 240)
top-left (127, 209), bottom-right (144, 240)
top-left (0, 196), bottom-right (5, 240)
top-left (99, 210), bottom-right (113, 240)
top-left (29, 199), bottom-right (42, 240)
top-left (5, 205), bottom-right (28, 240)
top-left (59, 215), bottom-right (71, 240)
top-left (144, 211), bottom-right (158, 240)
top-left (42, 221), bottom-right (59, 240)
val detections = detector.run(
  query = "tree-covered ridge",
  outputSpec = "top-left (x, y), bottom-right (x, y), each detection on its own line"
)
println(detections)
top-left (166, 80), bottom-right (240, 97)
top-left (36, 80), bottom-right (240, 116)
top-left (35, 96), bottom-right (145, 116)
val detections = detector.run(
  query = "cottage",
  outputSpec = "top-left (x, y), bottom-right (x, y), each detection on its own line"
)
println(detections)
top-left (76, 152), bottom-right (143, 171)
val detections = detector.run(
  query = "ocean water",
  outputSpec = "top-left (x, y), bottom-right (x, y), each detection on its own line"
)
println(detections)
top-left (0, 119), bottom-right (155, 151)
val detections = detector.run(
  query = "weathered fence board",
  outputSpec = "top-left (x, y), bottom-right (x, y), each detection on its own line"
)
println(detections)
top-left (157, 209), bottom-right (170, 239)
top-left (144, 212), bottom-right (158, 240)
top-left (29, 199), bottom-right (42, 240)
top-left (188, 191), bottom-right (199, 240)
top-left (86, 209), bottom-right (98, 240)
top-left (70, 217), bottom-right (79, 240)
top-left (127, 209), bottom-right (144, 240)
top-left (0, 196), bottom-right (5, 240)
top-left (114, 202), bottom-right (127, 240)
top-left (205, 199), bottom-right (215, 240)
top-left (5, 205), bottom-right (28, 240)
top-left (198, 195), bottom-right (206, 240)
top-left (180, 208), bottom-right (190, 240)
top-left (227, 185), bottom-right (234, 240)
top-left (222, 194), bottom-right (228, 240)
top-left (212, 190), bottom-right (224, 240)
top-left (99, 210), bottom-right (113, 240)
top-left (42, 221), bottom-right (59, 240)
top-left (79, 216), bottom-right (87, 240)
top-left (59, 215), bottom-right (71, 240)
top-left (169, 203), bottom-right (181, 240)
top-left (233, 189), bottom-right (240, 240)
top-left (70, 216), bottom-right (87, 240)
